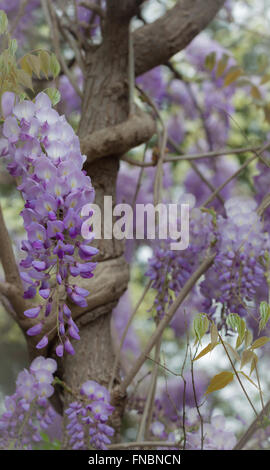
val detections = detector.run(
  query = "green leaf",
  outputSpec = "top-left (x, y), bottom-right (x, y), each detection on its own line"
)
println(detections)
top-left (216, 54), bottom-right (229, 78)
top-left (39, 50), bottom-right (50, 78)
top-left (244, 329), bottom-right (253, 348)
top-left (205, 371), bottom-right (234, 395)
top-left (193, 313), bottom-right (209, 344)
top-left (259, 301), bottom-right (270, 332)
top-left (205, 51), bottom-right (216, 71)
top-left (21, 56), bottom-right (32, 75)
top-left (17, 69), bottom-right (33, 91)
top-left (44, 87), bottom-right (61, 106)
top-left (50, 53), bottom-right (60, 79)
top-left (0, 10), bottom-right (8, 35)
top-left (227, 313), bottom-right (246, 347)
top-left (26, 54), bottom-right (41, 78)
top-left (8, 39), bottom-right (17, 56)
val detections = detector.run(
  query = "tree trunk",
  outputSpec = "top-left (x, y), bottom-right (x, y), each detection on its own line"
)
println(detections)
top-left (62, 3), bottom-right (132, 441)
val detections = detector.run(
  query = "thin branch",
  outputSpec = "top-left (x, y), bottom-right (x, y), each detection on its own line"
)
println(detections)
top-left (218, 332), bottom-right (258, 417)
top-left (121, 145), bottom-right (261, 167)
top-left (136, 335), bottom-right (162, 441)
top-left (109, 280), bottom-right (152, 392)
top-left (79, 1), bottom-right (105, 17)
top-left (108, 440), bottom-right (179, 449)
top-left (201, 142), bottom-right (270, 208)
top-left (10, 0), bottom-right (28, 35)
top-left (234, 399), bottom-right (270, 450)
top-left (45, 0), bottom-right (83, 98)
top-left (120, 254), bottom-right (216, 394)
top-left (190, 348), bottom-right (204, 450)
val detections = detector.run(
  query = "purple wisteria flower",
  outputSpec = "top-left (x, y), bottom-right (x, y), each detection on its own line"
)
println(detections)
top-left (0, 357), bottom-right (57, 450)
top-left (187, 414), bottom-right (237, 450)
top-left (145, 206), bottom-right (215, 318)
top-left (201, 197), bottom-right (269, 318)
top-left (65, 380), bottom-right (114, 450)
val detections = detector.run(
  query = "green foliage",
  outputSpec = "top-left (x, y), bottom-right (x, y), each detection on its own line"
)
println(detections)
top-left (259, 301), bottom-right (270, 332)
top-left (193, 313), bottom-right (209, 345)
top-left (44, 87), bottom-right (61, 106)
top-left (0, 9), bottom-right (61, 113)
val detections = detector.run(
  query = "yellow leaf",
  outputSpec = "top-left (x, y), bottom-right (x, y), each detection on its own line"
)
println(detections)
top-left (210, 322), bottom-right (219, 348)
top-left (223, 341), bottom-right (241, 362)
top-left (250, 353), bottom-right (258, 376)
top-left (261, 74), bottom-right (270, 85)
top-left (250, 336), bottom-right (270, 350)
top-left (205, 371), bottom-right (234, 395)
top-left (216, 54), bottom-right (229, 78)
top-left (250, 85), bottom-right (262, 100)
top-left (224, 67), bottom-right (243, 87)
top-left (193, 342), bottom-right (217, 361)
top-left (39, 50), bottom-right (50, 78)
top-left (20, 56), bottom-right (32, 75)
top-left (237, 371), bottom-right (258, 389)
top-left (240, 349), bottom-right (255, 369)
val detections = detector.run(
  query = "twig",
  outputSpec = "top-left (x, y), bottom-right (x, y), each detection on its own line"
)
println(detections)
top-left (234, 399), bottom-right (270, 450)
top-left (10, 0), bottom-right (28, 35)
top-left (108, 440), bottom-right (179, 449)
top-left (45, 0), bottom-right (83, 98)
top-left (136, 335), bottom-right (162, 441)
top-left (190, 348), bottom-right (204, 449)
top-left (202, 142), bottom-right (270, 208)
top-left (109, 280), bottom-right (152, 392)
top-left (120, 254), bottom-right (216, 394)
top-left (218, 332), bottom-right (258, 417)
top-left (78, 1), bottom-right (105, 17)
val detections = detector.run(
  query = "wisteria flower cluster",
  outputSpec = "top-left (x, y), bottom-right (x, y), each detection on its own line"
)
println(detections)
top-left (187, 415), bottom-right (237, 450)
top-left (145, 205), bottom-right (215, 318)
top-left (0, 357), bottom-right (57, 450)
top-left (0, 91), bottom-right (98, 356)
top-left (201, 197), bottom-right (269, 318)
top-left (65, 380), bottom-right (114, 450)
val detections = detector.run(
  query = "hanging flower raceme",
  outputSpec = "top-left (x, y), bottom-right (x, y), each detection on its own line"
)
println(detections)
top-left (145, 204), bottom-right (215, 318)
top-left (0, 357), bottom-right (57, 450)
top-left (65, 380), bottom-right (114, 450)
top-left (0, 91), bottom-right (98, 356)
top-left (201, 197), bottom-right (269, 318)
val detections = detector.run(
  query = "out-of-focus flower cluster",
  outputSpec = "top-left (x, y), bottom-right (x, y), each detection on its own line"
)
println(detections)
top-left (0, 357), bottom-right (57, 449)
top-left (201, 197), bottom-right (269, 319)
top-left (145, 205), bottom-right (215, 319)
